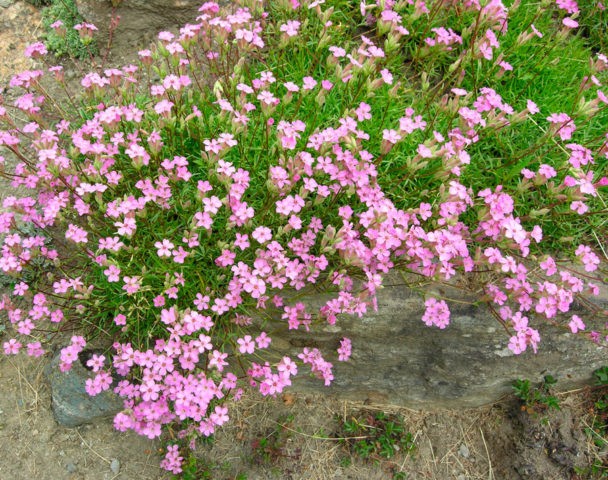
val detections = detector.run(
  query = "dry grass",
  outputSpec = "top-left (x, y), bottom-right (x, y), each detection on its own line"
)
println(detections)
top-left (191, 388), bottom-right (513, 480)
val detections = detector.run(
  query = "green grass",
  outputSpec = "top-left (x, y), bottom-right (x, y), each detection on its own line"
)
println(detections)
top-left (253, 0), bottom-right (608, 253)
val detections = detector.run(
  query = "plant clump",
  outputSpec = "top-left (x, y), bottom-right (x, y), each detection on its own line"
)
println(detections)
top-left (578, 366), bottom-right (608, 477)
top-left (338, 410), bottom-right (415, 461)
top-left (40, 0), bottom-right (97, 59)
top-left (512, 374), bottom-right (561, 416)
top-left (0, 0), bottom-right (606, 475)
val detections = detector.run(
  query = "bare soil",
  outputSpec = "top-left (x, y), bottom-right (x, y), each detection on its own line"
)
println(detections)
top-left (0, 349), bottom-right (603, 479)
top-left (0, 1), bottom-right (605, 479)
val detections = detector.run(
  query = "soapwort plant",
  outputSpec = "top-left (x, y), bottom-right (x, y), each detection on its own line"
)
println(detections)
top-left (0, 0), bottom-right (607, 473)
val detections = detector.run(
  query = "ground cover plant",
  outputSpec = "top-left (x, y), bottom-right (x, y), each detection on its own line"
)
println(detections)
top-left (513, 374), bottom-right (561, 416)
top-left (40, 0), bottom-right (97, 59)
top-left (338, 410), bottom-right (415, 470)
top-left (578, 366), bottom-right (608, 477)
top-left (0, 0), bottom-right (607, 475)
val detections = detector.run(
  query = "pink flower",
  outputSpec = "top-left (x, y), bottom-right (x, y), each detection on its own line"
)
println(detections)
top-left (26, 342), bottom-right (44, 357)
top-left (538, 164), bottom-right (557, 179)
top-left (568, 315), bottom-right (585, 334)
top-left (234, 233), bottom-right (250, 250)
top-left (547, 112), bottom-right (576, 140)
top-left (257, 90), bottom-right (278, 106)
top-left (209, 350), bottom-right (228, 371)
top-left (210, 405), bottom-right (229, 426)
top-left (154, 99), bottom-right (174, 116)
top-left (280, 20), bottom-right (301, 37)
top-left (3, 339), bottom-right (22, 355)
top-left (499, 61), bottom-right (513, 72)
top-left (302, 76), bottom-right (317, 90)
top-left (24, 42), bottom-right (47, 58)
top-left (237, 335), bottom-right (255, 354)
top-left (526, 100), bottom-right (539, 114)
top-left (556, 0), bottom-right (580, 14)
top-left (283, 81), bottom-right (299, 93)
top-left (194, 293), bottom-right (210, 311)
top-left (382, 129), bottom-right (401, 144)
top-left (355, 102), bottom-right (372, 121)
top-left (13, 282), bottom-right (28, 296)
top-left (337, 338), bottom-right (352, 361)
top-left (103, 264), bottom-right (121, 282)
top-left (252, 226), bottom-right (272, 243)
top-left (575, 244), bottom-right (600, 272)
top-left (155, 239), bottom-right (174, 257)
top-left (122, 276), bottom-right (141, 295)
top-left (65, 224), bottom-right (88, 244)
top-left (160, 445), bottom-right (183, 475)
top-left (540, 256), bottom-right (557, 276)
top-left (422, 298), bottom-right (450, 329)
top-left (86, 354), bottom-right (106, 372)
top-left (321, 79), bottom-right (333, 90)
top-left (380, 69), bottom-right (393, 85)
top-left (172, 246), bottom-right (189, 264)
top-left (329, 46), bottom-right (346, 57)
top-left (243, 276), bottom-right (266, 299)
top-left (274, 358), bottom-right (295, 378)
top-left (570, 201), bottom-right (588, 215)
top-left (255, 332), bottom-right (271, 349)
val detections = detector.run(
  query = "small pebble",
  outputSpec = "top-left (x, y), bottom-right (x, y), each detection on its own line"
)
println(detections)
top-left (458, 444), bottom-right (470, 458)
top-left (66, 462), bottom-right (77, 473)
top-left (110, 458), bottom-right (120, 475)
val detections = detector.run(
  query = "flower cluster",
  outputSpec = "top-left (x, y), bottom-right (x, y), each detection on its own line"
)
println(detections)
top-left (0, 0), bottom-right (606, 473)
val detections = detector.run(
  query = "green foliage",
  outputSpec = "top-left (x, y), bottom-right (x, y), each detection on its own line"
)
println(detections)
top-left (250, 414), bottom-right (298, 466)
top-left (595, 367), bottom-right (608, 386)
top-left (316, 0), bottom-right (608, 254)
top-left (174, 454), bottom-right (247, 480)
top-left (512, 375), bottom-right (561, 415)
top-left (2, 0), bottom-right (607, 475)
top-left (575, 460), bottom-right (608, 479)
top-left (24, 0), bottom-right (52, 6)
top-left (338, 411), bottom-right (415, 462)
top-left (578, 367), bottom-right (608, 478)
top-left (578, 0), bottom-right (608, 52)
top-left (40, 0), bottom-right (95, 59)
top-left (178, 456), bottom-right (214, 480)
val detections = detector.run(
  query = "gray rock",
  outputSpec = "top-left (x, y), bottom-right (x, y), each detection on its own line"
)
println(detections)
top-left (45, 351), bottom-right (123, 427)
top-left (110, 458), bottom-right (120, 475)
top-left (0, 0), bottom-right (15, 9)
top-left (271, 274), bottom-right (608, 409)
top-left (75, 0), bottom-right (206, 56)
top-left (66, 462), bottom-right (77, 473)
top-left (458, 444), bottom-right (470, 458)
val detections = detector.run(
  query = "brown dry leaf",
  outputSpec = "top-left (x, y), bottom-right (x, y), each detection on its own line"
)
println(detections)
top-left (282, 392), bottom-right (296, 406)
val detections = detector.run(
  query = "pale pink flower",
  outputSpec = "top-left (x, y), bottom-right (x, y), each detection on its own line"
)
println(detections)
top-left (568, 315), bottom-right (585, 333)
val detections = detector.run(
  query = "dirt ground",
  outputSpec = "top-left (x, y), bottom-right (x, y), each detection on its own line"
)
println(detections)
top-left (0, 349), bottom-right (604, 480)
top-left (0, 1), bottom-right (606, 479)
